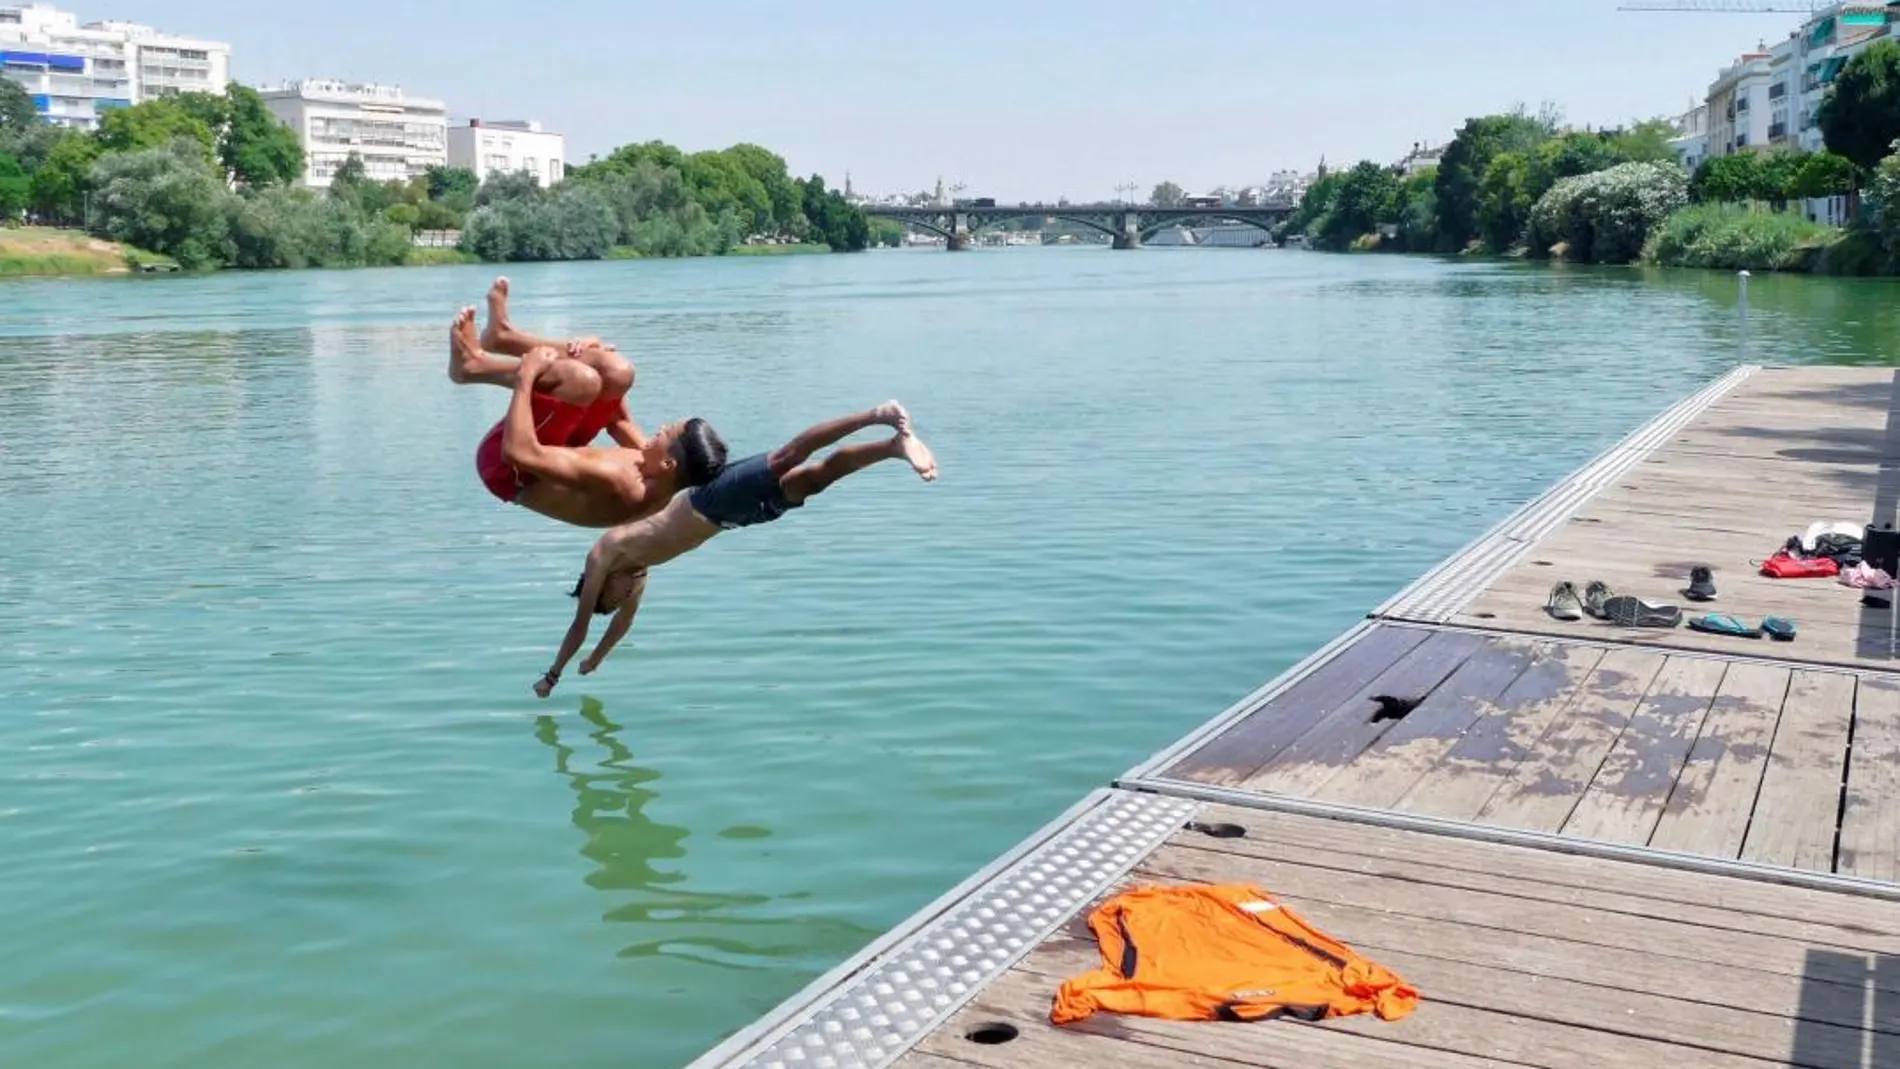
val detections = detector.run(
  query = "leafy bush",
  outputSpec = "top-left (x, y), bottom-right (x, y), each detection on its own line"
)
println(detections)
top-left (1642, 203), bottom-right (1835, 270)
top-left (1527, 161), bottom-right (1687, 264)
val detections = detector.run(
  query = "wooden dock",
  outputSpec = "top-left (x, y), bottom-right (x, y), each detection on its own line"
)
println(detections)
top-left (687, 365), bottom-right (1900, 1069)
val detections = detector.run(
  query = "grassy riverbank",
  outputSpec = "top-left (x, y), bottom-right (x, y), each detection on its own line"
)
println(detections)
top-left (1640, 204), bottom-right (1886, 275)
top-left (0, 227), bottom-right (176, 277)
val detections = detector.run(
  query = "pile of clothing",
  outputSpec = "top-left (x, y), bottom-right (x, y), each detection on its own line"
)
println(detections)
top-left (1758, 521), bottom-right (1897, 605)
top-left (1761, 522), bottom-right (1870, 579)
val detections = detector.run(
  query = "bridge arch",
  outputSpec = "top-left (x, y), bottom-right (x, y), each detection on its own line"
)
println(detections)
top-left (1138, 212), bottom-right (1283, 240)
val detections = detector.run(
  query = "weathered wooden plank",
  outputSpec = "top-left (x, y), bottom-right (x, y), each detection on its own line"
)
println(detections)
top-left (1168, 805), bottom-right (1900, 937)
top-left (1011, 912), bottom-right (1825, 1069)
top-left (1307, 641), bottom-right (1560, 808)
top-left (1244, 632), bottom-right (1516, 798)
top-left (1310, 640), bottom-right (1554, 808)
top-left (914, 968), bottom-right (1524, 1069)
top-left (1839, 674), bottom-right (1900, 882)
top-left (1474, 647), bottom-right (1667, 833)
top-left (1140, 847), bottom-right (1900, 995)
top-left (1562, 655), bottom-right (1728, 847)
top-left (1649, 660), bottom-right (1789, 859)
top-left (1167, 624), bottom-right (1433, 786)
top-left (1742, 669), bottom-right (1858, 872)
top-left (890, 1053), bottom-right (989, 1069)
top-left (1396, 642), bottom-right (1608, 821)
top-left (1179, 882), bottom-right (1896, 1037)
top-left (1158, 835), bottom-right (1900, 956)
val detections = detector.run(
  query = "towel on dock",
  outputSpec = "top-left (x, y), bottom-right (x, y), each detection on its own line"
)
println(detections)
top-left (1051, 883), bottom-right (1418, 1026)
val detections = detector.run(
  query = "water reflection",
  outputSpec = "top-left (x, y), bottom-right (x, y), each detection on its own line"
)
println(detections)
top-left (533, 700), bottom-right (879, 972)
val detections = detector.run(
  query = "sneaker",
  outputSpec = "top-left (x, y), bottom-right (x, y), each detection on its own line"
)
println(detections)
top-left (1583, 581), bottom-right (1613, 619)
top-left (1546, 582), bottom-right (1583, 621)
top-left (1684, 566), bottom-right (1717, 602)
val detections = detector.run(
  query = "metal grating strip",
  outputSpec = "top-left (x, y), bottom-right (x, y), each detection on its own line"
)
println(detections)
top-left (1372, 365), bottom-right (1758, 624)
top-left (687, 789), bottom-right (1201, 1069)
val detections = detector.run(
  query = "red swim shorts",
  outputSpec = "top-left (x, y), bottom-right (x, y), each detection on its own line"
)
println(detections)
top-left (474, 392), bottom-right (628, 502)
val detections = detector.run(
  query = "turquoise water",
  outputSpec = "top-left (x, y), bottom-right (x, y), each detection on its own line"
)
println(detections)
top-left (1, 249), bottom-right (1892, 1068)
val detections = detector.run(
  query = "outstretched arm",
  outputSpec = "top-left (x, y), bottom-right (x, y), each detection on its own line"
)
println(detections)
top-left (581, 569), bottom-right (648, 675)
top-left (536, 544), bottom-right (611, 697)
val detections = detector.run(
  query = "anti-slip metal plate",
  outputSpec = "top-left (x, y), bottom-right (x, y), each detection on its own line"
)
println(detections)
top-left (1372, 364), bottom-right (1758, 624)
top-left (687, 789), bottom-right (1200, 1069)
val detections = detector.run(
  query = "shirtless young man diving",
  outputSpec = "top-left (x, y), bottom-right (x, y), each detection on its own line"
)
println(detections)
top-left (449, 289), bottom-right (726, 528)
top-left (531, 401), bottom-right (939, 697)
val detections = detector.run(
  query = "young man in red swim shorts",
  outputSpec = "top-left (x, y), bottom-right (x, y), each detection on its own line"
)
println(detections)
top-left (448, 291), bottom-right (726, 529)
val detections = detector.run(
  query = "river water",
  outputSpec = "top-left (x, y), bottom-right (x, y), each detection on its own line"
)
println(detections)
top-left (1, 248), bottom-right (1894, 1068)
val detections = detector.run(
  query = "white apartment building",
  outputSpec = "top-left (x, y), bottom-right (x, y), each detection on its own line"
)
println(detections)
top-left (258, 79), bottom-right (447, 189)
top-left (0, 3), bottom-right (230, 130)
top-left (446, 118), bottom-right (565, 186)
top-left (1707, 50), bottom-right (1774, 157)
top-left (1668, 102), bottom-right (1711, 174)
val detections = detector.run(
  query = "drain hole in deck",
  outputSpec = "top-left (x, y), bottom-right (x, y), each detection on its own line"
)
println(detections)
top-left (1189, 822), bottom-right (1247, 839)
top-left (1532, 560), bottom-right (1553, 566)
top-left (966, 1023), bottom-right (1019, 1045)
top-left (1473, 612), bottom-right (1497, 619)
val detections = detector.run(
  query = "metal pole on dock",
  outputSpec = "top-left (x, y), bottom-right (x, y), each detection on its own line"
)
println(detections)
top-left (1737, 269), bottom-right (1750, 363)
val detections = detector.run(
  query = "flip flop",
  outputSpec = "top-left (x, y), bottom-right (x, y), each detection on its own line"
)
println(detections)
top-left (1688, 613), bottom-right (1762, 638)
top-left (1601, 594), bottom-right (1683, 628)
top-left (1761, 616), bottom-right (1797, 642)
top-left (1546, 582), bottom-right (1583, 621)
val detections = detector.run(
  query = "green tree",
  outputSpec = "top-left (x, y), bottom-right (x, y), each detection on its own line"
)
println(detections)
top-left (1149, 181), bottom-right (1185, 207)
top-left (1867, 143), bottom-right (1900, 260)
top-left (30, 132), bottom-right (98, 224)
top-left (475, 168), bottom-right (543, 206)
top-left (721, 143), bottom-right (800, 232)
top-left (1791, 151), bottom-right (1857, 199)
top-left (1434, 112), bottom-right (1553, 251)
top-left (1390, 170), bottom-right (1439, 252)
top-left (1477, 152), bottom-right (1536, 251)
top-left (1315, 160), bottom-right (1398, 249)
top-left (0, 76), bottom-right (36, 134)
top-left (220, 84), bottom-right (303, 187)
top-left (89, 137), bottom-right (232, 268)
top-left (95, 98), bottom-right (216, 159)
top-left (0, 153), bottom-right (28, 220)
top-left (1820, 39), bottom-right (1900, 173)
top-left (1606, 119), bottom-right (1680, 164)
top-left (425, 165), bottom-right (480, 211)
top-left (384, 202), bottom-right (420, 230)
top-left (1531, 131), bottom-right (1618, 191)
top-left (1691, 153), bottom-right (1769, 203)
top-left (1756, 150), bottom-right (1807, 205)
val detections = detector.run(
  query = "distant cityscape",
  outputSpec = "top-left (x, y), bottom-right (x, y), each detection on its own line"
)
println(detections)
top-left (0, 2), bottom-right (562, 189)
top-left (2, 0), bottom-right (1884, 240)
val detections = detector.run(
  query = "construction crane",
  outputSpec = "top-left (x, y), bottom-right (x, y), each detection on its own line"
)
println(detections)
top-left (1616, 0), bottom-right (1825, 12)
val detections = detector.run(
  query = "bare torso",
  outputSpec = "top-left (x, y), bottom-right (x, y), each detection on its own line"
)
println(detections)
top-left (602, 490), bottom-right (723, 570)
top-left (519, 448), bottom-right (665, 528)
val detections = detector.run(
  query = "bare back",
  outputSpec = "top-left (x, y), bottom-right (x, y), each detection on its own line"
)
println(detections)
top-left (518, 448), bottom-right (666, 528)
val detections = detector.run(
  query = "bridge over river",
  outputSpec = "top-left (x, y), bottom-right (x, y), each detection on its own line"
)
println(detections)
top-left (863, 201), bottom-right (1295, 250)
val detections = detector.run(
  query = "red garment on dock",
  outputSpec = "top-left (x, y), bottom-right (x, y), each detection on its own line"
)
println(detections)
top-left (1760, 551), bottom-right (1840, 579)
top-left (1051, 883), bottom-right (1418, 1026)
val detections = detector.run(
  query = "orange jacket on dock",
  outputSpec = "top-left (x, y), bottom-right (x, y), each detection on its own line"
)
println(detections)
top-left (1052, 883), bottom-right (1419, 1025)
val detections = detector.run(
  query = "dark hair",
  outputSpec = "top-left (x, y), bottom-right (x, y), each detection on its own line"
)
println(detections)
top-left (568, 572), bottom-right (615, 616)
top-left (673, 417), bottom-right (729, 488)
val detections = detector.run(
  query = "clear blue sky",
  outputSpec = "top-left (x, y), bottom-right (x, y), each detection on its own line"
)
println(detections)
top-left (94, 0), bottom-right (1797, 201)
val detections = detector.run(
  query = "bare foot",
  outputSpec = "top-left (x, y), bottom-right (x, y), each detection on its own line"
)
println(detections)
top-left (895, 431), bottom-right (937, 482)
top-left (870, 400), bottom-right (913, 436)
top-left (480, 276), bottom-right (512, 351)
top-left (448, 305), bottom-right (482, 384)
